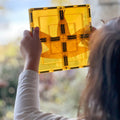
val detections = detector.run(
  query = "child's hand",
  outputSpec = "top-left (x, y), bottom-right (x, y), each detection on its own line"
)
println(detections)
top-left (20, 27), bottom-right (42, 72)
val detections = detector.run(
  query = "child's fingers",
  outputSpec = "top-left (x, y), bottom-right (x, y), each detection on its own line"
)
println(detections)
top-left (33, 27), bottom-right (40, 41)
top-left (23, 30), bottom-right (31, 39)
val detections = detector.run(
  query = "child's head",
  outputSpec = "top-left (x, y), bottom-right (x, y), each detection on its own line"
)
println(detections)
top-left (81, 17), bottom-right (120, 120)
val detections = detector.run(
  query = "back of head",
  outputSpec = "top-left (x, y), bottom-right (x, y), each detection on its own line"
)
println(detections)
top-left (81, 17), bottom-right (120, 120)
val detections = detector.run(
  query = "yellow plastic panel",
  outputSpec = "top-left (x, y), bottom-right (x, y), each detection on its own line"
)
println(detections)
top-left (29, 4), bottom-right (92, 73)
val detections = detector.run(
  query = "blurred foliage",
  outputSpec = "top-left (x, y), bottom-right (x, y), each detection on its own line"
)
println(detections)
top-left (39, 69), bottom-right (87, 118)
top-left (51, 0), bottom-right (71, 5)
top-left (0, 42), bottom-right (19, 62)
top-left (0, 100), bottom-right (6, 119)
top-left (0, 41), bottom-right (24, 119)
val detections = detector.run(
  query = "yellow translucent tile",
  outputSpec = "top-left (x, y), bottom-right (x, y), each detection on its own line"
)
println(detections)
top-left (29, 4), bottom-right (92, 73)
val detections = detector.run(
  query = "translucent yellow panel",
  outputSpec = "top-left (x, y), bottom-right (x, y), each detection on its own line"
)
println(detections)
top-left (29, 4), bottom-right (92, 73)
